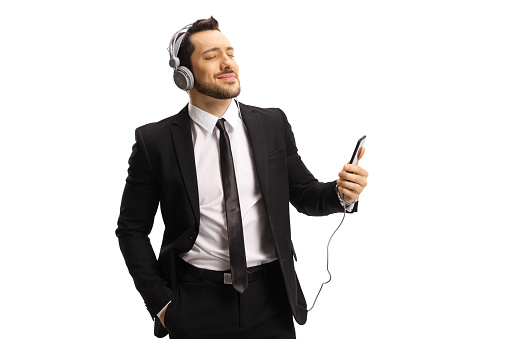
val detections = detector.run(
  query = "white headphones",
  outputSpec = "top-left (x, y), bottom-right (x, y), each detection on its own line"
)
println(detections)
top-left (167, 24), bottom-right (194, 91)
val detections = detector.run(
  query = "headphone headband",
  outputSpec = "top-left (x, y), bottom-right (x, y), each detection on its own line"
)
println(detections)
top-left (168, 24), bottom-right (192, 68)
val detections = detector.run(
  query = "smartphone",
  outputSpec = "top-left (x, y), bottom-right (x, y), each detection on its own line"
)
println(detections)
top-left (349, 135), bottom-right (366, 165)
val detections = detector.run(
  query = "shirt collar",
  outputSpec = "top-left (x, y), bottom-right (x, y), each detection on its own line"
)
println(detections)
top-left (188, 99), bottom-right (240, 134)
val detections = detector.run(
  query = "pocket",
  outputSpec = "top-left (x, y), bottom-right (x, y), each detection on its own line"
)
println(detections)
top-left (163, 284), bottom-right (179, 326)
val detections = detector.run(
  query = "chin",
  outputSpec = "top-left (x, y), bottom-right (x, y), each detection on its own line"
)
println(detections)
top-left (195, 80), bottom-right (241, 100)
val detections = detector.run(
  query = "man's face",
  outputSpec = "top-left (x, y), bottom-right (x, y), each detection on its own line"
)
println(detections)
top-left (189, 30), bottom-right (240, 99)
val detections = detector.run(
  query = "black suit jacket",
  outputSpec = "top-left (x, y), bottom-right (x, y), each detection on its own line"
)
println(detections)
top-left (116, 102), bottom-right (357, 337)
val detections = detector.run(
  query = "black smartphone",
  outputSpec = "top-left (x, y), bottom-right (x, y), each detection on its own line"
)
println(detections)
top-left (349, 135), bottom-right (366, 165)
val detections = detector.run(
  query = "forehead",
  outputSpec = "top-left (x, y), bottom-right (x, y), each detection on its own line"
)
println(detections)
top-left (190, 30), bottom-right (232, 53)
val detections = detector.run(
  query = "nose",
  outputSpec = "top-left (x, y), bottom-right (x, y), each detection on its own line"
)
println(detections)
top-left (220, 52), bottom-right (234, 70)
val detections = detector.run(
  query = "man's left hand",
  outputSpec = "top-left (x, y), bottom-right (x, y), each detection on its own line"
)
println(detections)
top-left (336, 147), bottom-right (368, 203)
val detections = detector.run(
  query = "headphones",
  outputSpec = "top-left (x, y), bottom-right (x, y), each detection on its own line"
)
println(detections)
top-left (167, 24), bottom-right (194, 91)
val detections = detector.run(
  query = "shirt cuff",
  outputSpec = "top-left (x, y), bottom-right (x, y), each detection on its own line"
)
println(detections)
top-left (157, 301), bottom-right (172, 318)
top-left (335, 184), bottom-right (357, 213)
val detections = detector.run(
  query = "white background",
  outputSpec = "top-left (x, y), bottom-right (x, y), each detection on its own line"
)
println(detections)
top-left (1, 0), bottom-right (508, 338)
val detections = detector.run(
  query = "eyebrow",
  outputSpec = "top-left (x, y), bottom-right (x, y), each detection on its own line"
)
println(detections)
top-left (202, 46), bottom-right (234, 55)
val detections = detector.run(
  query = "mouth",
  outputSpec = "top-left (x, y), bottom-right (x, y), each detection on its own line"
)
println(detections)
top-left (217, 73), bottom-right (237, 81)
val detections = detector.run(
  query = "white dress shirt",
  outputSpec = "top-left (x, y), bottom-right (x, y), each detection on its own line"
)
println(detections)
top-left (180, 99), bottom-right (278, 270)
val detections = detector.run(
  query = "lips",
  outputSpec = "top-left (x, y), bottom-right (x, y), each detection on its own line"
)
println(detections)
top-left (217, 73), bottom-right (236, 81)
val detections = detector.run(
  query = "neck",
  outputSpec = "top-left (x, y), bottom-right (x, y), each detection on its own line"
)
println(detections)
top-left (189, 91), bottom-right (232, 118)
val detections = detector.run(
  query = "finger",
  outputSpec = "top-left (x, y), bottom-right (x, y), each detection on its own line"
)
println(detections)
top-left (356, 147), bottom-right (365, 165)
top-left (337, 185), bottom-right (359, 202)
top-left (342, 164), bottom-right (369, 178)
top-left (337, 179), bottom-right (364, 195)
top-left (338, 171), bottom-right (368, 187)
top-left (338, 170), bottom-right (359, 181)
top-left (339, 163), bottom-right (350, 174)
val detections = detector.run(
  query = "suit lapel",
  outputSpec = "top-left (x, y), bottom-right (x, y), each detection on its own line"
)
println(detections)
top-left (170, 106), bottom-right (200, 225)
top-left (240, 103), bottom-right (270, 210)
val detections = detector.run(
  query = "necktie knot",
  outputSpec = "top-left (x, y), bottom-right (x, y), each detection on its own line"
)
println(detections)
top-left (216, 118), bottom-right (227, 133)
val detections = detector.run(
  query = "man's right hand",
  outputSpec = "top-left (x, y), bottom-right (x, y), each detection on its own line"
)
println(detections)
top-left (159, 305), bottom-right (168, 328)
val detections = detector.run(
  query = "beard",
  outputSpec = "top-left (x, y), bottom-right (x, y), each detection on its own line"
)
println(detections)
top-left (194, 74), bottom-right (241, 100)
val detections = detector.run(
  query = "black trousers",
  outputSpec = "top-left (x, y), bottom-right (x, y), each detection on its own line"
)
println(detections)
top-left (163, 259), bottom-right (296, 339)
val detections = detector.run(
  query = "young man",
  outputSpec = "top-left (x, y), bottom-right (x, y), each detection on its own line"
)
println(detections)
top-left (116, 17), bottom-right (368, 338)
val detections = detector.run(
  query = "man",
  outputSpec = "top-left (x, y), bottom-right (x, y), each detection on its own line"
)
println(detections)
top-left (116, 17), bottom-right (368, 338)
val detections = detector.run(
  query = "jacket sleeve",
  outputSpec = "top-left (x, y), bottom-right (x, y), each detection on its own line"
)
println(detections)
top-left (281, 110), bottom-right (358, 216)
top-left (116, 127), bottom-right (174, 318)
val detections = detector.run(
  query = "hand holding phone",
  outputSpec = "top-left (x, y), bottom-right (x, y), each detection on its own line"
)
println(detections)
top-left (337, 135), bottom-right (368, 202)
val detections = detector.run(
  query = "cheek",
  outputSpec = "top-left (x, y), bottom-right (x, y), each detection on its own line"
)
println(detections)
top-left (194, 66), bottom-right (216, 82)
top-left (192, 68), bottom-right (208, 83)
top-left (231, 60), bottom-right (240, 73)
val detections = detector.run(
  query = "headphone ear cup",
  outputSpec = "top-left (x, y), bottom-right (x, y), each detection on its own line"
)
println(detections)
top-left (173, 66), bottom-right (194, 91)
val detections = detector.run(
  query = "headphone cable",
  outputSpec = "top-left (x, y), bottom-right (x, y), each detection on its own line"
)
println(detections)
top-left (308, 193), bottom-right (347, 311)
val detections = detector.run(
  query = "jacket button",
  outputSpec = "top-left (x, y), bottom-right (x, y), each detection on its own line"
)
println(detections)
top-left (189, 232), bottom-right (197, 240)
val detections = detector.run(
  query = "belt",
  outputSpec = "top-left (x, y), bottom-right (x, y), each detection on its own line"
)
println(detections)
top-left (177, 258), bottom-right (279, 285)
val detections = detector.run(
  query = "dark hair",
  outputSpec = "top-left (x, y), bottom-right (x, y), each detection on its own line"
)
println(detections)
top-left (177, 16), bottom-right (220, 73)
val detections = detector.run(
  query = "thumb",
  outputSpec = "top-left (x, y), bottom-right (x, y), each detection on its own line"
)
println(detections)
top-left (356, 147), bottom-right (365, 165)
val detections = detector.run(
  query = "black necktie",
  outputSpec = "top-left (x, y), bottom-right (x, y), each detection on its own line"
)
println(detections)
top-left (216, 118), bottom-right (248, 293)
